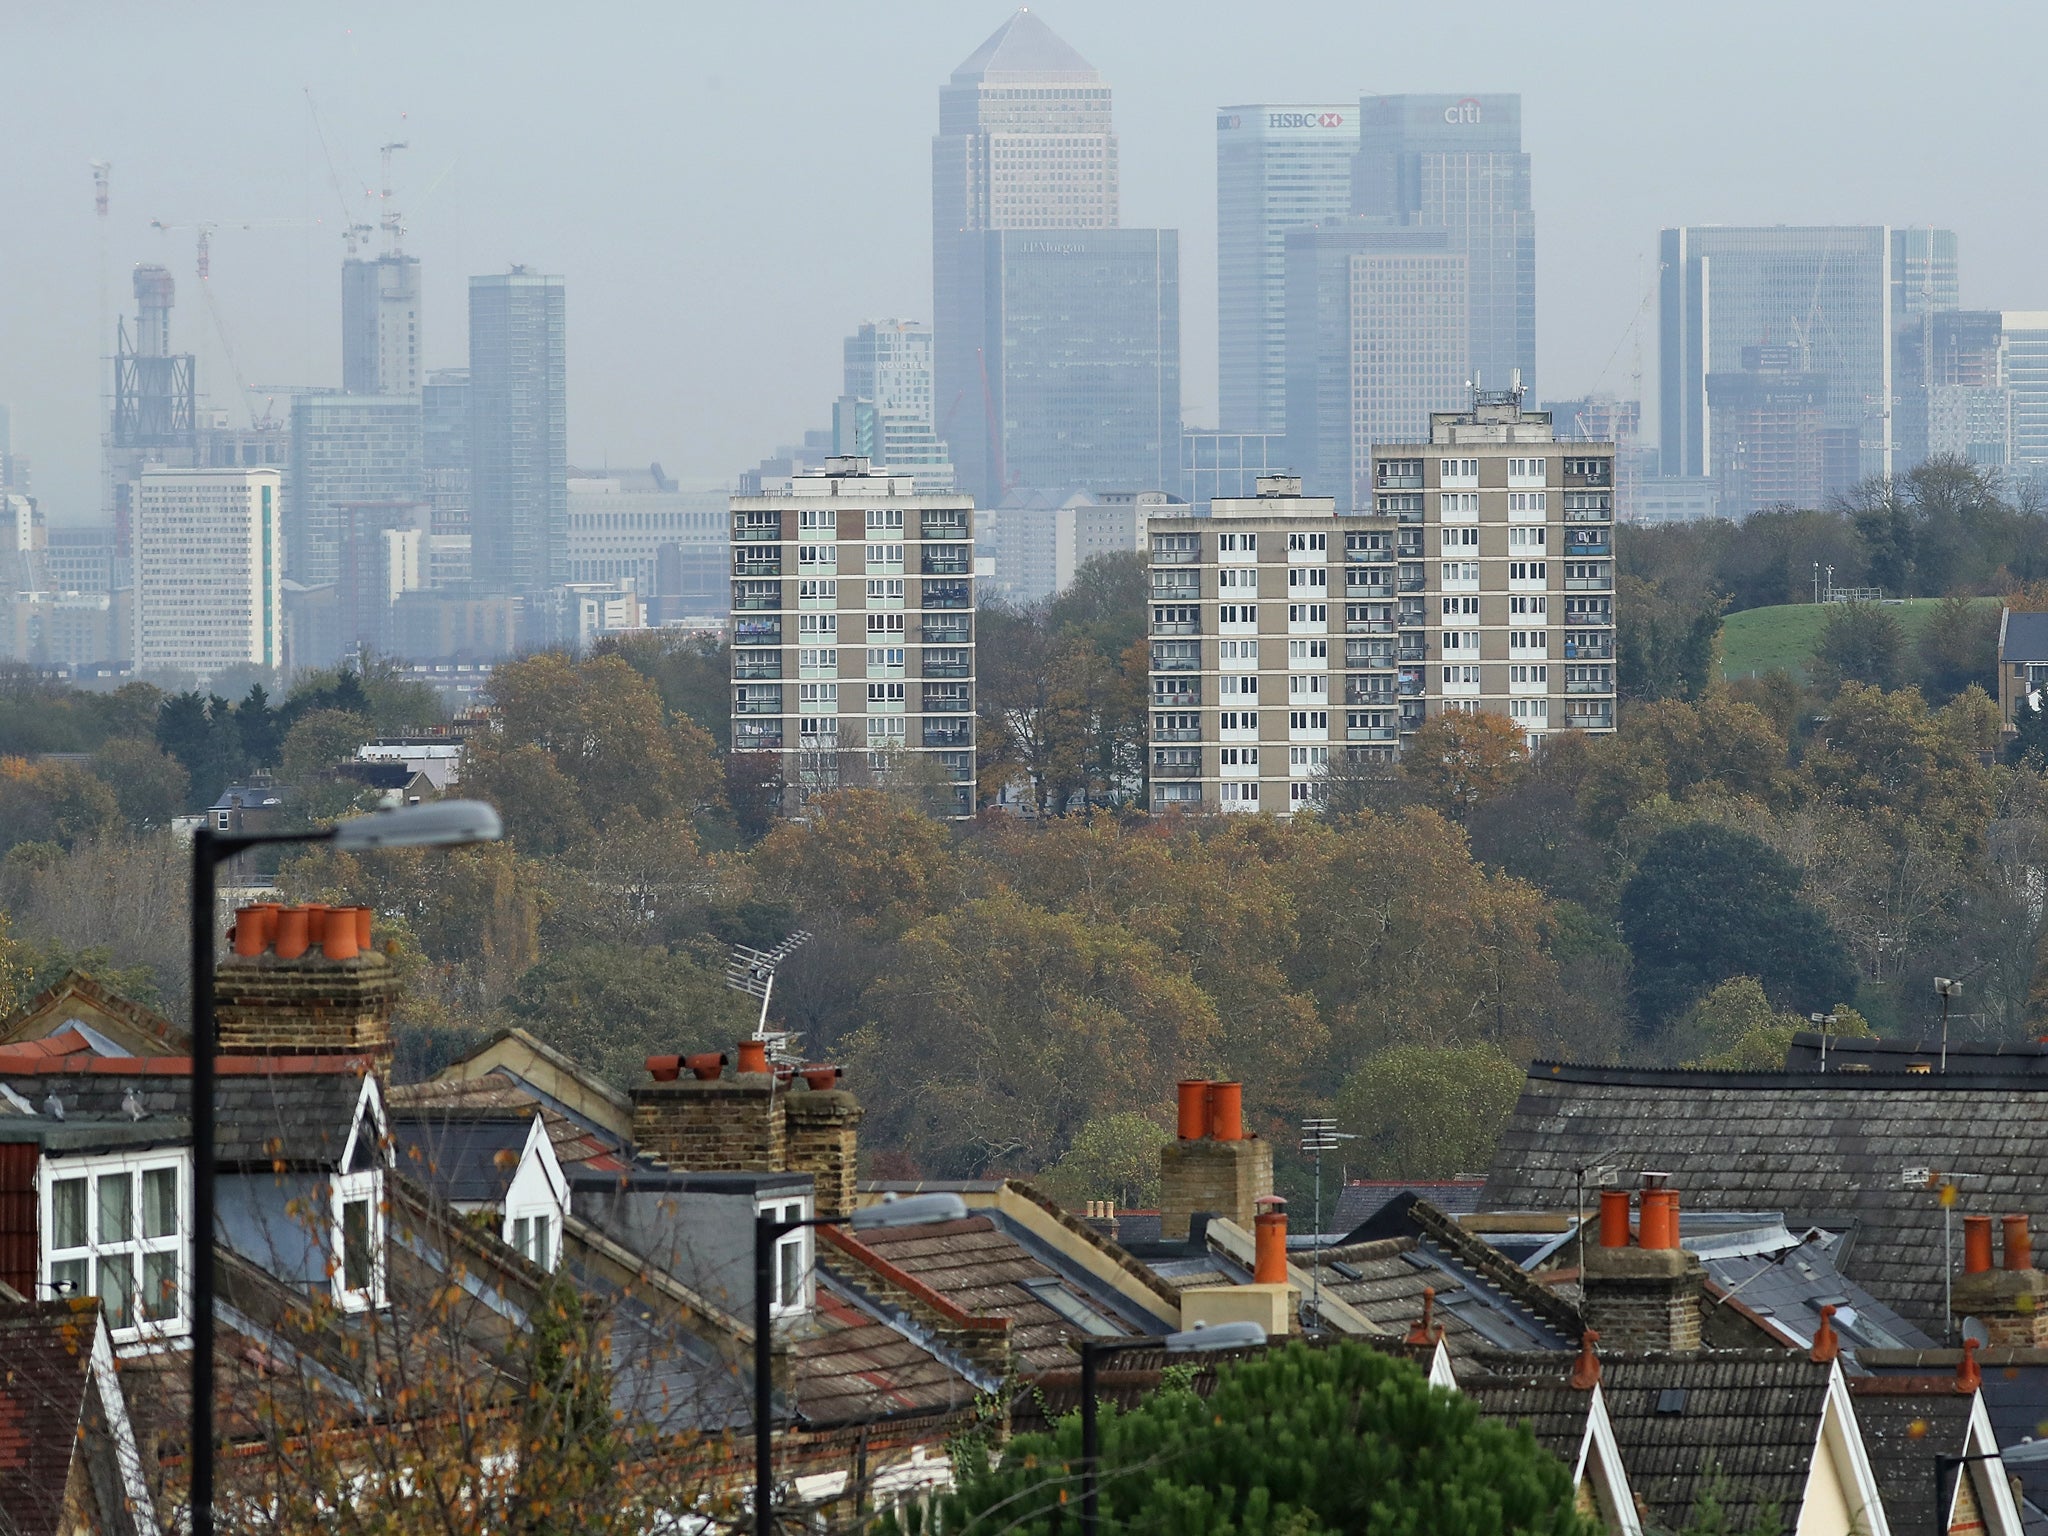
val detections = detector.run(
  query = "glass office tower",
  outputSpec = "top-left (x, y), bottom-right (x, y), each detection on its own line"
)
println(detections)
top-left (468, 271), bottom-right (567, 594)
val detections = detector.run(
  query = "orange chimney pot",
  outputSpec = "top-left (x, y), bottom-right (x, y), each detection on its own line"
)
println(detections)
top-left (1639, 1187), bottom-right (1680, 1251)
top-left (1176, 1080), bottom-right (1211, 1140)
top-left (685, 1051), bottom-right (728, 1081)
top-left (352, 906), bottom-right (373, 950)
top-left (646, 1055), bottom-right (682, 1083)
top-left (1958, 1336), bottom-right (1982, 1393)
top-left (1406, 1286), bottom-right (1437, 1346)
top-left (273, 906), bottom-right (310, 960)
top-left (1964, 1214), bottom-right (1994, 1274)
top-left (1598, 1189), bottom-right (1631, 1249)
top-left (1569, 1329), bottom-right (1601, 1390)
top-left (1207, 1082), bottom-right (1244, 1142)
top-left (1809, 1304), bottom-right (1840, 1363)
top-left (736, 1039), bottom-right (769, 1075)
top-left (320, 908), bottom-right (360, 961)
top-left (2005, 1214), bottom-right (2033, 1272)
top-left (1252, 1197), bottom-right (1287, 1285)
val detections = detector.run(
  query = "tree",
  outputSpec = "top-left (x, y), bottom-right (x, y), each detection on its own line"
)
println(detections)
top-left (90, 737), bottom-right (190, 833)
top-left (923, 1339), bottom-right (1593, 1536)
top-left (280, 707), bottom-right (379, 822)
top-left (1811, 601), bottom-right (1907, 692)
top-left (748, 789), bottom-right (958, 942)
top-left (1336, 1043), bottom-right (1525, 1179)
top-left (1039, 1112), bottom-right (1171, 1210)
top-left (1399, 710), bottom-right (1527, 821)
top-left (0, 757), bottom-right (121, 854)
top-left (1676, 978), bottom-right (1874, 1070)
top-left (1619, 822), bottom-right (1859, 1030)
top-left (1918, 595), bottom-right (1998, 702)
top-left (2013, 690), bottom-right (2048, 770)
top-left (498, 941), bottom-right (753, 1088)
top-left (1802, 682), bottom-right (1993, 854)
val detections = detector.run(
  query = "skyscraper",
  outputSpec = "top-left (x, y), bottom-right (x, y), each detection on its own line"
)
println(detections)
top-left (1216, 105), bottom-right (1359, 433)
top-left (1658, 226), bottom-right (1936, 493)
top-left (1283, 220), bottom-right (1468, 510)
top-left (288, 393), bottom-right (423, 586)
top-left (469, 271), bottom-right (567, 594)
top-left (342, 254), bottom-right (422, 397)
top-left (931, 9), bottom-right (1122, 504)
top-left (1352, 95), bottom-right (1533, 397)
top-left (132, 468), bottom-right (282, 683)
top-left (838, 321), bottom-right (954, 489)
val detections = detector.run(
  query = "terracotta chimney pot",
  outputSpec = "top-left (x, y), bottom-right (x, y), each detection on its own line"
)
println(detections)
top-left (1964, 1214), bottom-right (1994, 1275)
top-left (1253, 1196), bottom-right (1288, 1284)
top-left (685, 1051), bottom-right (728, 1081)
top-left (273, 906), bottom-right (310, 960)
top-left (1598, 1188), bottom-right (1631, 1249)
top-left (736, 1039), bottom-right (769, 1075)
top-left (320, 907), bottom-right (360, 961)
top-left (1207, 1082), bottom-right (1244, 1142)
top-left (231, 905), bottom-right (269, 957)
top-left (1569, 1329), bottom-right (1601, 1390)
top-left (1176, 1080), bottom-right (1211, 1140)
top-left (353, 906), bottom-right (373, 950)
top-left (1406, 1286), bottom-right (1437, 1346)
top-left (1958, 1336), bottom-right (1982, 1393)
top-left (2005, 1214), bottom-right (2033, 1272)
top-left (801, 1065), bottom-right (841, 1091)
top-left (646, 1055), bottom-right (683, 1083)
top-left (1809, 1304), bottom-right (1840, 1363)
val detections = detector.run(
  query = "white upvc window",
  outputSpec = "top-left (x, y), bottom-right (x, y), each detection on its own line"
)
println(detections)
top-left (1439, 492), bottom-right (1480, 521)
top-left (1287, 709), bottom-right (1329, 740)
top-left (1219, 639), bottom-right (1257, 663)
top-left (865, 543), bottom-right (905, 573)
top-left (1509, 560), bottom-right (1547, 589)
top-left (1219, 709), bottom-right (1259, 740)
top-left (798, 682), bottom-right (838, 712)
top-left (1441, 562), bottom-right (1479, 591)
top-left (1217, 531), bottom-right (1258, 560)
top-left (1220, 674), bottom-right (1260, 699)
top-left (797, 543), bottom-right (837, 569)
top-left (1509, 526), bottom-right (1547, 551)
top-left (798, 508), bottom-right (837, 534)
top-left (43, 1151), bottom-right (189, 1342)
top-left (1286, 567), bottom-right (1327, 590)
top-left (1440, 527), bottom-right (1479, 553)
top-left (1218, 781), bottom-right (1261, 812)
top-left (1218, 567), bottom-right (1259, 593)
top-left (1286, 531), bottom-right (1328, 562)
top-left (331, 1168), bottom-right (387, 1313)
top-left (798, 579), bottom-right (838, 606)
top-left (1510, 630), bottom-right (1548, 658)
top-left (798, 612), bottom-right (839, 638)
top-left (1441, 664), bottom-right (1482, 695)
top-left (1441, 595), bottom-right (1479, 619)
top-left (1287, 638), bottom-right (1328, 667)
top-left (1288, 673), bottom-right (1328, 700)
top-left (1442, 631), bottom-right (1480, 658)
top-left (865, 578), bottom-right (905, 604)
top-left (1218, 603), bottom-right (1258, 633)
top-left (1287, 603), bottom-right (1327, 632)
top-left (761, 1196), bottom-right (812, 1317)
top-left (865, 508), bottom-right (905, 534)
top-left (1439, 458), bottom-right (1479, 487)
top-left (1510, 663), bottom-right (1549, 693)
top-left (1507, 457), bottom-right (1548, 486)
top-left (865, 612), bottom-right (905, 637)
top-left (1288, 745), bottom-right (1328, 776)
top-left (1508, 491), bottom-right (1548, 521)
top-left (1219, 745), bottom-right (1260, 776)
top-left (1509, 595), bottom-right (1548, 619)
top-left (799, 647), bottom-right (839, 677)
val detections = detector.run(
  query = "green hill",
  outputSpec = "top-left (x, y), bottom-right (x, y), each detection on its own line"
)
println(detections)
top-left (1718, 598), bottom-right (2000, 683)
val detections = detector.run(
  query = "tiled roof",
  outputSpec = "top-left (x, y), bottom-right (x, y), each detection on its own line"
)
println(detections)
top-left (0, 1301), bottom-right (99, 1536)
top-left (1862, 1348), bottom-right (2048, 1509)
top-left (2004, 610), bottom-right (2048, 664)
top-left (1484, 1062), bottom-right (2048, 1332)
top-left (1846, 1379), bottom-right (1977, 1533)
top-left (390, 1111), bottom-right (531, 1203)
top-left (1329, 1180), bottom-right (1488, 1235)
top-left (1700, 1233), bottom-right (1934, 1353)
top-left (846, 1216), bottom-right (1134, 1375)
top-left (0, 967), bottom-right (190, 1054)
top-left (1459, 1375), bottom-right (1594, 1468)
top-left (1317, 1231), bottom-right (1575, 1355)
top-left (795, 1275), bottom-right (985, 1428)
top-left (0, 1064), bottom-right (369, 1165)
top-left (1475, 1349), bottom-right (1834, 1532)
top-left (386, 1075), bottom-right (628, 1171)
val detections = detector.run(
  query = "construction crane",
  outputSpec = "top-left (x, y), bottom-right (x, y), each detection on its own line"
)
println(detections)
top-left (378, 140), bottom-right (408, 255)
top-left (150, 218), bottom-right (318, 428)
top-left (305, 89), bottom-right (375, 255)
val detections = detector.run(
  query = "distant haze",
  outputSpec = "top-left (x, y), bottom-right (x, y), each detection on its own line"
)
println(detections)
top-left (4, 0), bottom-right (2041, 520)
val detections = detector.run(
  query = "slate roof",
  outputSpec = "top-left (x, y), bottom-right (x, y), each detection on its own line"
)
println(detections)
top-left (0, 1062), bottom-right (370, 1166)
top-left (389, 1111), bottom-right (532, 1204)
top-left (1484, 1062), bottom-right (2048, 1332)
top-left (386, 1075), bottom-right (629, 1171)
top-left (950, 9), bottom-right (1098, 83)
top-left (1459, 1375), bottom-right (1595, 1469)
top-left (0, 1301), bottom-right (113, 1536)
top-left (1862, 1348), bottom-right (2048, 1509)
top-left (1700, 1232), bottom-right (1934, 1354)
top-left (844, 1216), bottom-right (1137, 1375)
top-left (2004, 610), bottom-right (2048, 664)
top-left (1476, 1349), bottom-right (1835, 1533)
top-left (1847, 1378), bottom-right (1978, 1533)
top-left (794, 1273), bottom-right (986, 1428)
top-left (1328, 1179), bottom-right (1488, 1234)
top-left (0, 968), bottom-right (189, 1054)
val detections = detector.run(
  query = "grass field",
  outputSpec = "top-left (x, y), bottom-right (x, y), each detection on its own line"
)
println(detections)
top-left (1718, 597), bottom-right (2000, 683)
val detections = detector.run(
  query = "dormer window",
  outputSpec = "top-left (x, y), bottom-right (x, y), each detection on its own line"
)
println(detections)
top-left (41, 1151), bottom-right (188, 1342)
top-left (760, 1196), bottom-right (812, 1317)
top-left (331, 1086), bottom-right (390, 1312)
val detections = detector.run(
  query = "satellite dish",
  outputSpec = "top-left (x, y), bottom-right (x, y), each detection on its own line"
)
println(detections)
top-left (1962, 1316), bottom-right (1991, 1347)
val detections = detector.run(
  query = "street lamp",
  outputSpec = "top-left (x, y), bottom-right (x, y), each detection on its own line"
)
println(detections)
top-left (1934, 976), bottom-right (1962, 1072)
top-left (1079, 1322), bottom-right (1268, 1536)
top-left (188, 799), bottom-right (501, 1536)
top-left (753, 1191), bottom-right (969, 1536)
top-left (1300, 1118), bottom-right (1355, 1327)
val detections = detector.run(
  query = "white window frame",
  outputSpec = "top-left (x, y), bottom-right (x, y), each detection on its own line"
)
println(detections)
top-left (501, 1116), bottom-right (569, 1274)
top-left (1218, 603), bottom-right (1258, 632)
top-left (761, 1196), bottom-right (813, 1319)
top-left (798, 508), bottom-right (837, 534)
top-left (330, 1168), bottom-right (388, 1313)
top-left (865, 508), bottom-right (904, 534)
top-left (1440, 527), bottom-right (1479, 552)
top-left (41, 1150), bottom-right (190, 1343)
top-left (1219, 567), bottom-right (1258, 592)
top-left (798, 613), bottom-right (839, 638)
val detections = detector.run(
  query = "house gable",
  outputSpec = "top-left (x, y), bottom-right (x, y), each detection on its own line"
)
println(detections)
top-left (0, 971), bottom-right (188, 1058)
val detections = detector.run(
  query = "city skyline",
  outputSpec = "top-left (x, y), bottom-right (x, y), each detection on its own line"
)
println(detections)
top-left (4, 1), bottom-right (2043, 520)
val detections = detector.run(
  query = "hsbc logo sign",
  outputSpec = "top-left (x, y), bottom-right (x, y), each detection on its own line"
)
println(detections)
top-left (1443, 97), bottom-right (1484, 124)
top-left (1266, 112), bottom-right (1345, 129)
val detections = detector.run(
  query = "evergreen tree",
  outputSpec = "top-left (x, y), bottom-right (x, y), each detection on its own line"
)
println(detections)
top-left (2011, 691), bottom-right (2048, 770)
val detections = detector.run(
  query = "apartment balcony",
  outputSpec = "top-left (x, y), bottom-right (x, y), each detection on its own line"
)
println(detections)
top-left (1347, 578), bottom-right (1393, 598)
top-left (733, 554), bottom-right (783, 577)
top-left (921, 658), bottom-right (970, 679)
top-left (921, 514), bottom-right (969, 539)
top-left (921, 552), bottom-right (972, 576)
top-left (1346, 688), bottom-right (1395, 708)
top-left (733, 698), bottom-right (784, 716)
top-left (1396, 677), bottom-right (1423, 697)
top-left (1346, 617), bottom-right (1395, 635)
top-left (1397, 645), bottom-right (1426, 662)
top-left (1151, 583), bottom-right (1201, 602)
top-left (922, 700), bottom-right (973, 715)
top-left (732, 619), bottom-right (783, 645)
top-left (1566, 680), bottom-right (1614, 695)
top-left (732, 731), bottom-right (784, 752)
top-left (1562, 641), bottom-right (1614, 660)
top-left (1397, 576), bottom-right (1425, 593)
top-left (1151, 618), bottom-right (1201, 637)
top-left (922, 582), bottom-right (971, 609)
top-left (1564, 709), bottom-right (1616, 730)
top-left (1152, 726), bottom-right (1202, 743)
top-left (1564, 467), bottom-right (1612, 488)
top-left (1150, 547), bottom-right (1199, 564)
top-left (922, 622), bottom-right (972, 645)
top-left (1395, 542), bottom-right (1424, 560)
top-left (1563, 507), bottom-right (1613, 523)
top-left (1152, 760), bottom-right (1202, 779)
top-left (731, 524), bottom-right (781, 543)
top-left (1567, 541), bottom-right (1612, 557)
top-left (1346, 725), bottom-right (1397, 742)
top-left (733, 657), bottom-right (782, 680)
top-left (1376, 472), bottom-right (1423, 490)
top-left (1565, 576), bottom-right (1615, 592)
top-left (922, 723), bottom-right (973, 748)
top-left (731, 593), bottom-right (782, 611)
top-left (1153, 686), bottom-right (1201, 708)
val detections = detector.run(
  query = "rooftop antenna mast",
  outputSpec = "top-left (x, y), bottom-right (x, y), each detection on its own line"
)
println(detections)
top-left (379, 140), bottom-right (409, 256)
top-left (725, 932), bottom-right (814, 1065)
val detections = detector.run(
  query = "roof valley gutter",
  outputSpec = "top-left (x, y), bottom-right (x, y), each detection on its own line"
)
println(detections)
top-left (814, 1267), bottom-right (1004, 1396)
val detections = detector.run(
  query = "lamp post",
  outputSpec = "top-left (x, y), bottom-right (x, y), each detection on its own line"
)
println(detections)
top-left (188, 799), bottom-right (501, 1536)
top-left (1299, 1118), bottom-right (1354, 1328)
top-left (1935, 976), bottom-right (1962, 1072)
top-left (1079, 1322), bottom-right (1267, 1536)
top-left (753, 1191), bottom-right (969, 1536)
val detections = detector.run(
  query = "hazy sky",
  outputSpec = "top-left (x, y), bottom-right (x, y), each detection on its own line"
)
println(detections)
top-left (7, 1), bottom-right (2045, 521)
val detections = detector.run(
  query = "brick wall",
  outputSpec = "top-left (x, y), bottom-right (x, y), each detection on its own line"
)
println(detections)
top-left (783, 1090), bottom-right (862, 1219)
top-left (632, 1078), bottom-right (786, 1173)
top-left (213, 952), bottom-right (398, 1065)
top-left (1580, 1246), bottom-right (1704, 1351)
top-left (1159, 1138), bottom-right (1274, 1242)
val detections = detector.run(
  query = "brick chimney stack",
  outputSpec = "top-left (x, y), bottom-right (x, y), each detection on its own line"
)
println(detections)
top-left (1953, 1212), bottom-right (2048, 1346)
top-left (1578, 1173), bottom-right (1706, 1352)
top-left (1158, 1080), bottom-right (1274, 1241)
top-left (213, 903), bottom-right (397, 1068)
top-left (633, 1046), bottom-right (864, 1219)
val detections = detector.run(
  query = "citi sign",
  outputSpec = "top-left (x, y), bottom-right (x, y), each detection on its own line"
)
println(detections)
top-left (1268, 112), bottom-right (1345, 129)
top-left (1443, 97), bottom-right (1484, 124)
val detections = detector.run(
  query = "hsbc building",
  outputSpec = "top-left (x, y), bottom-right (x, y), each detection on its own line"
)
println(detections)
top-left (1217, 104), bottom-right (1360, 435)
